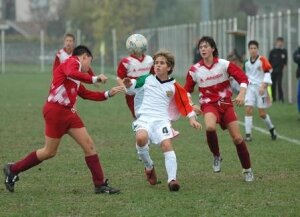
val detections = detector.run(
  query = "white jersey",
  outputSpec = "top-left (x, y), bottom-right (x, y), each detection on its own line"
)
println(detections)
top-left (57, 48), bottom-right (72, 64)
top-left (127, 74), bottom-right (176, 122)
top-left (244, 55), bottom-right (273, 85)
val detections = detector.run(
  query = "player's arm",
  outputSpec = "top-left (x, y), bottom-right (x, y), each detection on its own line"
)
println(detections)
top-left (173, 82), bottom-right (201, 129)
top-left (64, 59), bottom-right (101, 84)
top-left (78, 84), bottom-right (124, 101)
top-left (117, 59), bottom-right (127, 86)
top-left (52, 55), bottom-right (60, 73)
top-left (227, 62), bottom-right (248, 106)
top-left (183, 69), bottom-right (201, 113)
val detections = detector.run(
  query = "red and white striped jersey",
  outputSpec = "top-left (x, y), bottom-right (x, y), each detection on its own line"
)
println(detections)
top-left (117, 54), bottom-right (153, 79)
top-left (184, 57), bottom-right (248, 105)
top-left (243, 55), bottom-right (272, 85)
top-left (47, 56), bottom-right (107, 108)
top-left (52, 48), bottom-right (72, 72)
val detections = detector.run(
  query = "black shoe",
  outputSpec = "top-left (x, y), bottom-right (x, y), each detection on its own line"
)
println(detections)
top-left (245, 134), bottom-right (252, 142)
top-left (3, 163), bottom-right (19, 193)
top-left (94, 179), bottom-right (120, 194)
top-left (270, 128), bottom-right (277, 140)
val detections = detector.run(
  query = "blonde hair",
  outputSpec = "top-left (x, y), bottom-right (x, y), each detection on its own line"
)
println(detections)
top-left (153, 50), bottom-right (175, 75)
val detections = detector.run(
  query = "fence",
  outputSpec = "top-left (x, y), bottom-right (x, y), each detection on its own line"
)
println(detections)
top-left (1, 9), bottom-right (300, 102)
top-left (137, 18), bottom-right (237, 77)
top-left (247, 9), bottom-right (300, 103)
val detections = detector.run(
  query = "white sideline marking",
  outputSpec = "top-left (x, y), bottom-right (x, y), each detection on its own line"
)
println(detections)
top-left (238, 121), bottom-right (300, 146)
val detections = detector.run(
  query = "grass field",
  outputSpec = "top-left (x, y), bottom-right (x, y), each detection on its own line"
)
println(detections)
top-left (0, 71), bottom-right (300, 217)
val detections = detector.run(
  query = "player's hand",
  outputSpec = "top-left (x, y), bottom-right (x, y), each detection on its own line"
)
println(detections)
top-left (189, 117), bottom-right (202, 130)
top-left (258, 85), bottom-right (265, 96)
top-left (97, 74), bottom-right (108, 84)
top-left (234, 87), bottom-right (246, 106)
top-left (123, 77), bottom-right (132, 88)
top-left (192, 105), bottom-right (203, 116)
top-left (234, 96), bottom-right (244, 106)
top-left (108, 86), bottom-right (126, 97)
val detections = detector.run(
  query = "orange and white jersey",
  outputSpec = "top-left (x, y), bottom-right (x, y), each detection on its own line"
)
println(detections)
top-left (244, 55), bottom-right (272, 85)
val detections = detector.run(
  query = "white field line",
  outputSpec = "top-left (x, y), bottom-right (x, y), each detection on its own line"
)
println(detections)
top-left (238, 121), bottom-right (300, 146)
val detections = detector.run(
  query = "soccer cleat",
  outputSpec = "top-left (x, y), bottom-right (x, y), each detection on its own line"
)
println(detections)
top-left (269, 128), bottom-right (277, 140)
top-left (245, 134), bottom-right (252, 142)
top-left (213, 156), bottom-right (222, 173)
top-left (243, 168), bottom-right (254, 182)
top-left (145, 167), bottom-right (158, 185)
top-left (3, 163), bottom-right (19, 193)
top-left (168, 180), bottom-right (180, 191)
top-left (94, 179), bottom-right (120, 194)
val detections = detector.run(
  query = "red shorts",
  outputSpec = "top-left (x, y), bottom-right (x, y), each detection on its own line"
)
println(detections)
top-left (201, 100), bottom-right (237, 130)
top-left (43, 102), bottom-right (84, 138)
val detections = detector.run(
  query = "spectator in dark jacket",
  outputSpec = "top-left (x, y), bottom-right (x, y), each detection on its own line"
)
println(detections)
top-left (269, 37), bottom-right (287, 103)
top-left (293, 46), bottom-right (300, 120)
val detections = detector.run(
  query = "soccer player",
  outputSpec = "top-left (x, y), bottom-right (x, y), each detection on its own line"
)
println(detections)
top-left (52, 33), bottom-right (75, 72)
top-left (269, 37), bottom-right (287, 103)
top-left (123, 50), bottom-right (201, 191)
top-left (3, 45), bottom-right (124, 194)
top-left (53, 33), bottom-right (97, 78)
top-left (116, 34), bottom-right (154, 118)
top-left (244, 40), bottom-right (277, 141)
top-left (184, 36), bottom-right (254, 182)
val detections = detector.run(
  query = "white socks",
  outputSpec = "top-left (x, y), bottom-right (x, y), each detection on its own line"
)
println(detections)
top-left (263, 114), bottom-right (274, 130)
top-left (164, 151), bottom-right (177, 183)
top-left (245, 116), bottom-right (253, 135)
top-left (137, 145), bottom-right (153, 170)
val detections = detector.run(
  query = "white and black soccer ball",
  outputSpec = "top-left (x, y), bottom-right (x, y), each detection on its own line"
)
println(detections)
top-left (126, 34), bottom-right (148, 54)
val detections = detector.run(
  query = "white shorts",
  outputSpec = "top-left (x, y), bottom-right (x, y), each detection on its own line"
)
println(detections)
top-left (245, 84), bottom-right (272, 108)
top-left (132, 119), bottom-right (174, 145)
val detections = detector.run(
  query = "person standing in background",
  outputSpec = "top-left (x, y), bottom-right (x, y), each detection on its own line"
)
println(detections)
top-left (269, 37), bottom-right (287, 103)
top-left (293, 46), bottom-right (300, 120)
top-left (52, 33), bottom-right (76, 72)
top-left (244, 40), bottom-right (277, 141)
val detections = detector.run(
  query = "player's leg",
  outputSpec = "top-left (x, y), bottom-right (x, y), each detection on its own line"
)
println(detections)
top-left (203, 110), bottom-right (222, 172)
top-left (68, 127), bottom-right (120, 194)
top-left (135, 129), bottom-right (157, 185)
top-left (227, 121), bottom-right (254, 182)
top-left (244, 85), bottom-right (256, 141)
top-left (258, 108), bottom-right (277, 140)
top-left (3, 136), bottom-right (61, 192)
top-left (160, 139), bottom-right (180, 191)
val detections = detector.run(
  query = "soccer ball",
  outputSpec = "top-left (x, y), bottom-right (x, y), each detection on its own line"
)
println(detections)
top-left (126, 34), bottom-right (148, 54)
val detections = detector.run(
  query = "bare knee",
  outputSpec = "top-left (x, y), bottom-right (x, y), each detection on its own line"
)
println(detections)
top-left (38, 148), bottom-right (57, 160)
top-left (136, 136), bottom-right (148, 147)
top-left (232, 136), bottom-right (244, 145)
top-left (206, 126), bottom-right (216, 132)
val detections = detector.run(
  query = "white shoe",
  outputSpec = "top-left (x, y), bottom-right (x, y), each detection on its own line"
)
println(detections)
top-left (213, 156), bottom-right (222, 173)
top-left (243, 168), bottom-right (254, 182)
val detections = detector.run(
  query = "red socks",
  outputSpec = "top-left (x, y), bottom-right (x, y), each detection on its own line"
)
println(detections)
top-left (85, 154), bottom-right (104, 187)
top-left (10, 151), bottom-right (42, 174)
top-left (235, 141), bottom-right (251, 169)
top-left (206, 131), bottom-right (220, 157)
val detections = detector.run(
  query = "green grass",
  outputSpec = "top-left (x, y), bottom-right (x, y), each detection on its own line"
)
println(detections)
top-left (0, 73), bottom-right (299, 217)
